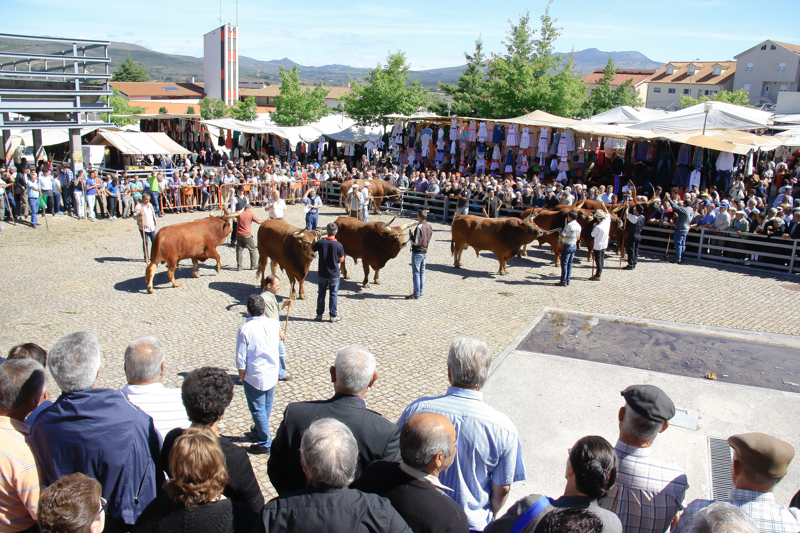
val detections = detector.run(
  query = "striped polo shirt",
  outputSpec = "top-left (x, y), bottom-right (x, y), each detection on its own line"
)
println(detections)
top-left (0, 416), bottom-right (41, 531)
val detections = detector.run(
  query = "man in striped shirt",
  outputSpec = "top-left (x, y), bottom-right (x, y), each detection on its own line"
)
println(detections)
top-left (121, 335), bottom-right (191, 442)
top-left (674, 433), bottom-right (800, 533)
top-left (599, 385), bottom-right (688, 533)
top-left (397, 337), bottom-right (526, 532)
top-left (0, 359), bottom-right (46, 532)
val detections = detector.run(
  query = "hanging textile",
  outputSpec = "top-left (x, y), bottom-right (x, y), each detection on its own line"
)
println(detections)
top-left (478, 122), bottom-right (488, 142)
top-left (506, 125), bottom-right (518, 147)
top-left (557, 134), bottom-right (569, 158)
top-left (504, 149), bottom-right (514, 174)
top-left (468, 121), bottom-right (477, 143)
top-left (450, 119), bottom-right (458, 141)
top-left (537, 127), bottom-right (550, 154)
top-left (519, 127), bottom-right (530, 150)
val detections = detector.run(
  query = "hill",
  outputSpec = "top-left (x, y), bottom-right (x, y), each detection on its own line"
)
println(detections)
top-left (0, 38), bottom-right (663, 87)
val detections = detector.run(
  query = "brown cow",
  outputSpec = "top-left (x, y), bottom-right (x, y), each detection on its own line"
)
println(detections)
top-left (255, 220), bottom-right (320, 300)
top-left (145, 209), bottom-right (237, 293)
top-left (340, 179), bottom-right (403, 216)
top-left (334, 216), bottom-right (417, 286)
top-left (450, 214), bottom-right (544, 275)
top-left (522, 207), bottom-right (596, 266)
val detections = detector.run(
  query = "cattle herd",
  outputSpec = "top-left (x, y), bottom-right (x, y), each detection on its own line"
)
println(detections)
top-left (143, 179), bottom-right (658, 293)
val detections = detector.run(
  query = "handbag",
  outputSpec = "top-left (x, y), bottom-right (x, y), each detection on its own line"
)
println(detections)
top-left (509, 496), bottom-right (553, 533)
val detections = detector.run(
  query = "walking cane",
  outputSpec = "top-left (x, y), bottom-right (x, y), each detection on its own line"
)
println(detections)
top-left (665, 226), bottom-right (672, 260)
top-left (40, 197), bottom-right (49, 231)
top-left (283, 304), bottom-right (291, 337)
top-left (4, 190), bottom-right (16, 226)
top-left (140, 227), bottom-right (150, 263)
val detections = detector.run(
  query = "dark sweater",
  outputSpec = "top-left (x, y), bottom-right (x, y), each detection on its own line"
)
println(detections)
top-left (132, 494), bottom-right (257, 533)
top-left (161, 428), bottom-right (264, 513)
top-left (351, 461), bottom-right (469, 533)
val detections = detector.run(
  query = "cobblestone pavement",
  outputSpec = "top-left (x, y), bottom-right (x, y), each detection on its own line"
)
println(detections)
top-left (1, 205), bottom-right (799, 498)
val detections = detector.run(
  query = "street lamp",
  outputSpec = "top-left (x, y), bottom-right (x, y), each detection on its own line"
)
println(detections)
top-left (689, 58), bottom-right (699, 102)
top-left (702, 101), bottom-right (712, 135)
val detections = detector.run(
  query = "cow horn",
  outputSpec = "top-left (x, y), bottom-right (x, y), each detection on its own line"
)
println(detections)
top-left (224, 212), bottom-right (241, 221)
top-left (293, 231), bottom-right (304, 240)
top-left (522, 212), bottom-right (534, 222)
top-left (397, 221), bottom-right (419, 232)
top-left (381, 217), bottom-right (397, 232)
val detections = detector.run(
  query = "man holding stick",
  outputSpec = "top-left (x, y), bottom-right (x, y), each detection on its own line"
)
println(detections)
top-left (261, 274), bottom-right (293, 382)
top-left (133, 193), bottom-right (157, 262)
top-left (0, 172), bottom-right (14, 229)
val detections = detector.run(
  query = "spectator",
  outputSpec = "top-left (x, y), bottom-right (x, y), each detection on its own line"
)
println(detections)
top-left (0, 359), bottom-right (46, 532)
top-left (483, 188), bottom-right (502, 218)
top-left (6, 343), bottom-right (52, 425)
top-left (161, 367), bottom-right (264, 512)
top-left (28, 331), bottom-right (163, 532)
top-left (37, 473), bottom-right (105, 533)
top-left (689, 502), bottom-right (758, 533)
top-left (234, 204), bottom-right (263, 271)
top-left (675, 433), bottom-right (799, 533)
top-left (268, 344), bottom-right (400, 495)
top-left (134, 427), bottom-right (258, 533)
top-left (121, 335), bottom-right (190, 441)
top-left (487, 435), bottom-right (621, 533)
top-left (360, 181), bottom-right (372, 222)
top-left (260, 418), bottom-right (411, 533)
top-left (589, 210), bottom-right (611, 281)
top-left (260, 275), bottom-right (292, 381)
top-left (397, 337), bottom-right (526, 531)
top-left (265, 190), bottom-right (286, 220)
top-left (557, 211), bottom-right (581, 287)
top-left (352, 412), bottom-right (469, 533)
top-left (133, 192), bottom-right (158, 261)
top-left (783, 209), bottom-right (800, 240)
top-left (598, 385), bottom-right (688, 533)
top-left (301, 187), bottom-right (323, 231)
top-left (312, 222), bottom-right (345, 322)
top-left (408, 208), bottom-right (432, 300)
top-left (666, 194), bottom-right (695, 264)
top-left (533, 508), bottom-right (604, 533)
top-left (236, 295), bottom-right (280, 455)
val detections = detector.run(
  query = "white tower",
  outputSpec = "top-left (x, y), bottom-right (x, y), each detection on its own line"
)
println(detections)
top-left (203, 24), bottom-right (239, 105)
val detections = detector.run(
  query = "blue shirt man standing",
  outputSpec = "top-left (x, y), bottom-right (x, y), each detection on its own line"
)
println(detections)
top-left (312, 222), bottom-right (345, 323)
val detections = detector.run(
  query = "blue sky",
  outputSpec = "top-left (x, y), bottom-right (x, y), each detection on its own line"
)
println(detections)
top-left (2, 0), bottom-right (798, 70)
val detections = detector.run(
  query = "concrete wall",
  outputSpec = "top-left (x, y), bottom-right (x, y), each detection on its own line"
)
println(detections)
top-left (645, 81), bottom-right (733, 110)
top-left (733, 44), bottom-right (800, 105)
top-left (777, 91), bottom-right (800, 114)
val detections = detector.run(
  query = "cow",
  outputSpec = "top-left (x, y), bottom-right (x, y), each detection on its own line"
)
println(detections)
top-left (450, 214), bottom-right (544, 275)
top-left (334, 216), bottom-right (417, 287)
top-left (255, 220), bottom-right (320, 300)
top-left (518, 207), bottom-right (596, 266)
top-left (339, 179), bottom-right (403, 217)
top-left (145, 209), bottom-right (237, 293)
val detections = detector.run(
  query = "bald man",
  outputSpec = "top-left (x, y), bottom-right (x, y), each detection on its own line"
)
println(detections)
top-left (352, 412), bottom-right (470, 533)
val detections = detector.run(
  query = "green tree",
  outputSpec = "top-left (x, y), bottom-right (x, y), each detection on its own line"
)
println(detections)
top-left (108, 87), bottom-right (145, 126)
top-left (112, 56), bottom-right (150, 82)
top-left (271, 66), bottom-right (330, 126)
top-left (483, 4), bottom-right (587, 118)
top-left (438, 38), bottom-right (490, 117)
top-left (230, 95), bottom-right (259, 121)
top-left (581, 58), bottom-right (644, 117)
top-left (199, 97), bottom-right (229, 120)
top-left (680, 88), bottom-right (752, 108)
top-left (158, 106), bottom-right (168, 114)
top-left (342, 52), bottom-right (431, 127)
top-left (186, 106), bottom-right (196, 115)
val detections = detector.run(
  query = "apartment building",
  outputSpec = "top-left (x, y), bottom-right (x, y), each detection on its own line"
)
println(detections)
top-left (645, 61), bottom-right (735, 110)
top-left (733, 40), bottom-right (800, 106)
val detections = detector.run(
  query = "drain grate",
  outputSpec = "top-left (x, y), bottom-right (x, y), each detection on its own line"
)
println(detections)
top-left (670, 409), bottom-right (699, 430)
top-left (709, 438), bottom-right (733, 501)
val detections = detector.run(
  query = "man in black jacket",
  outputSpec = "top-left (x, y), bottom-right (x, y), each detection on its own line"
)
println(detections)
top-left (352, 412), bottom-right (470, 533)
top-left (622, 205), bottom-right (645, 270)
top-left (267, 345), bottom-right (401, 495)
top-left (260, 418), bottom-right (411, 533)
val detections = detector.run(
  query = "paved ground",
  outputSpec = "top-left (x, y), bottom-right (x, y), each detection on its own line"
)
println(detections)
top-left (2, 204), bottom-right (800, 501)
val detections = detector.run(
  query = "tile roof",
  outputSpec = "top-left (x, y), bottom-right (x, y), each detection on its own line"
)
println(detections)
top-left (773, 41), bottom-right (800, 55)
top-left (238, 85), bottom-right (351, 99)
top-left (111, 82), bottom-right (206, 98)
top-left (648, 61), bottom-right (736, 85)
top-left (583, 70), bottom-right (655, 87)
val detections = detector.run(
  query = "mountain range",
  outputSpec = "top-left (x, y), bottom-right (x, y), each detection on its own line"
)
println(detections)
top-left (0, 38), bottom-right (663, 87)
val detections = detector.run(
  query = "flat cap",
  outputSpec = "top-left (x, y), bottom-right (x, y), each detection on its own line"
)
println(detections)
top-left (621, 384), bottom-right (675, 422)
top-left (728, 432), bottom-right (794, 478)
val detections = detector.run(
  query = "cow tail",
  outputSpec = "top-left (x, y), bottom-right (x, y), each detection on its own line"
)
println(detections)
top-left (450, 239), bottom-right (454, 256)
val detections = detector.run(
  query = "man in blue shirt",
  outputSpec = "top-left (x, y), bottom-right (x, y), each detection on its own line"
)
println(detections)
top-left (28, 331), bottom-right (162, 531)
top-left (302, 187), bottom-right (323, 231)
top-left (312, 222), bottom-right (345, 323)
top-left (397, 337), bottom-right (526, 531)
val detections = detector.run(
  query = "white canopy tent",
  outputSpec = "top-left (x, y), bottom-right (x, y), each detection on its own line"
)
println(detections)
top-left (201, 114), bottom-right (356, 147)
top-left (589, 106), bottom-right (670, 125)
top-left (323, 124), bottom-right (384, 144)
top-left (627, 102), bottom-right (773, 132)
top-left (88, 132), bottom-right (190, 155)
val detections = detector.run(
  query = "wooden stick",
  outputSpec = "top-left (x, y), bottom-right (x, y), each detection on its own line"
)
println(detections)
top-left (40, 197), bottom-right (49, 231)
top-left (284, 304), bottom-right (291, 337)
top-left (4, 190), bottom-right (16, 226)
top-left (140, 227), bottom-right (150, 263)
top-left (665, 227), bottom-right (672, 259)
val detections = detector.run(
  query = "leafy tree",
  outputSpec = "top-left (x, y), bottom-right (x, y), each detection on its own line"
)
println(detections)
top-left (581, 58), bottom-right (644, 117)
top-left (112, 56), bottom-right (150, 82)
top-left (230, 95), bottom-right (259, 121)
top-left (438, 38), bottom-right (491, 117)
top-left (108, 87), bottom-right (145, 126)
top-left (680, 88), bottom-right (752, 108)
top-left (158, 106), bottom-right (168, 114)
top-left (271, 66), bottom-right (330, 126)
top-left (342, 52), bottom-right (431, 127)
top-left (483, 4), bottom-right (587, 118)
top-left (199, 97), bottom-right (229, 120)
top-left (186, 106), bottom-right (196, 115)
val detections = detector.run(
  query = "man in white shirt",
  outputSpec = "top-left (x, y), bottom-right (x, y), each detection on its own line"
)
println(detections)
top-left (237, 294), bottom-right (281, 455)
top-left (360, 181), bottom-right (372, 223)
top-left (121, 336), bottom-right (190, 443)
top-left (133, 193), bottom-right (157, 261)
top-left (589, 210), bottom-right (611, 281)
top-left (266, 189), bottom-right (287, 220)
top-left (556, 210), bottom-right (581, 287)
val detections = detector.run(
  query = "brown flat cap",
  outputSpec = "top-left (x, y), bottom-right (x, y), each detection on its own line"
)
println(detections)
top-left (728, 432), bottom-right (795, 478)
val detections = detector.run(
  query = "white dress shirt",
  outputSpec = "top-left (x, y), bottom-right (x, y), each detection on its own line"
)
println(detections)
top-left (236, 316), bottom-right (280, 391)
top-left (591, 217), bottom-right (612, 250)
top-left (121, 382), bottom-right (190, 442)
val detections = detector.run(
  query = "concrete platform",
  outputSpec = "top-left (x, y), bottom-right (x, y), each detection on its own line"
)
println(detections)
top-left (483, 309), bottom-right (800, 515)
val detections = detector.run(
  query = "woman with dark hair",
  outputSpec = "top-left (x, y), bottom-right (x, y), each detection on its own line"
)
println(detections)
top-left (485, 436), bottom-right (621, 533)
top-left (134, 427), bottom-right (257, 533)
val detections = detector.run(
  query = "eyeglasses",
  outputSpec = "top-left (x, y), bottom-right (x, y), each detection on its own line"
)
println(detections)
top-left (97, 497), bottom-right (108, 519)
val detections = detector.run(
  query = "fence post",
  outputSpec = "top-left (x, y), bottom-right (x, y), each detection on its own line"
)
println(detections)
top-left (790, 239), bottom-right (798, 274)
top-left (697, 228), bottom-right (704, 260)
top-left (443, 195), bottom-right (450, 225)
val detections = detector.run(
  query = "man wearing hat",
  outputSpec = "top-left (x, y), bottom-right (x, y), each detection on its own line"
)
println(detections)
top-left (599, 385), bottom-right (688, 533)
top-left (360, 181), bottom-right (372, 223)
top-left (589, 209), bottom-right (611, 281)
top-left (230, 185), bottom-right (249, 246)
top-left (674, 433), bottom-right (799, 533)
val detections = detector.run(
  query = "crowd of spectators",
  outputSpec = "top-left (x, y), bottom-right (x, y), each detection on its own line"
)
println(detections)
top-left (2, 331), bottom-right (799, 533)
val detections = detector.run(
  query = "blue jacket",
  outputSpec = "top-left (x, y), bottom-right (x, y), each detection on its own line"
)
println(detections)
top-left (29, 388), bottom-right (163, 527)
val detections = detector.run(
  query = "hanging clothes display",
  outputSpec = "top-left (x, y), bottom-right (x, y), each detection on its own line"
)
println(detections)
top-left (550, 132), bottom-right (561, 156)
top-left (504, 149), bottom-right (514, 174)
top-left (557, 134), bottom-right (569, 158)
top-left (493, 124), bottom-right (505, 144)
top-left (677, 144), bottom-right (691, 166)
top-left (517, 152), bottom-right (529, 175)
top-left (449, 119), bottom-right (458, 141)
top-left (490, 145), bottom-right (501, 171)
top-left (537, 127), bottom-right (550, 155)
top-left (478, 122), bottom-right (488, 142)
top-left (519, 127), bottom-right (530, 150)
top-left (506, 125), bottom-right (518, 147)
top-left (468, 121), bottom-right (477, 143)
